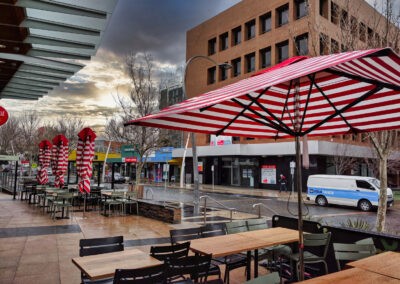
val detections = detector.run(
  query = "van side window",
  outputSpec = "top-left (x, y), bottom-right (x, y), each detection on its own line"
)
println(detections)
top-left (356, 180), bottom-right (374, 190)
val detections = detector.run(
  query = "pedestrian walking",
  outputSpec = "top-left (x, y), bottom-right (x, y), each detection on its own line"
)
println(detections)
top-left (279, 174), bottom-right (287, 193)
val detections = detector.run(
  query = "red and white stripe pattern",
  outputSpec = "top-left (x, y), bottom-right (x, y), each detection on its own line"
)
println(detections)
top-left (125, 48), bottom-right (400, 139)
top-left (76, 128), bottom-right (96, 194)
top-left (51, 135), bottom-right (69, 188)
top-left (37, 140), bottom-right (52, 185)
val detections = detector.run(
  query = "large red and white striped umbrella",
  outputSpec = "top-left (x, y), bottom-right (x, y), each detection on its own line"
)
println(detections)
top-left (37, 140), bottom-right (52, 185)
top-left (76, 128), bottom-right (96, 194)
top-left (125, 47), bottom-right (400, 280)
top-left (125, 48), bottom-right (400, 138)
top-left (51, 135), bottom-right (69, 188)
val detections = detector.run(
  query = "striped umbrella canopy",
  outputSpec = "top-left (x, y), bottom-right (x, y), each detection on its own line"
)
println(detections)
top-left (51, 135), bottom-right (69, 188)
top-left (37, 140), bottom-right (52, 185)
top-left (124, 47), bottom-right (400, 280)
top-left (76, 128), bottom-right (96, 194)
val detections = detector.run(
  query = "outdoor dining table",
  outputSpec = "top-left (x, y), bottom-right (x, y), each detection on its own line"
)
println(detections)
top-left (297, 267), bottom-right (400, 283)
top-left (346, 250), bottom-right (400, 280)
top-left (189, 227), bottom-right (299, 280)
top-left (72, 248), bottom-right (162, 281)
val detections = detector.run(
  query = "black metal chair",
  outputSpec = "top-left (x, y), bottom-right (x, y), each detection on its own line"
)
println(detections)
top-left (113, 263), bottom-right (167, 284)
top-left (79, 236), bottom-right (124, 284)
top-left (166, 254), bottom-right (214, 283)
top-left (150, 241), bottom-right (191, 262)
top-left (202, 223), bottom-right (247, 284)
top-left (170, 227), bottom-right (201, 244)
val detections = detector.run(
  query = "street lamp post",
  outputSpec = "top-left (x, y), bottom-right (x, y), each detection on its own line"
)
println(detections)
top-left (181, 55), bottom-right (231, 215)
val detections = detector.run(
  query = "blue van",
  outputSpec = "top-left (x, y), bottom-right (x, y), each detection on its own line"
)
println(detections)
top-left (307, 174), bottom-right (394, 211)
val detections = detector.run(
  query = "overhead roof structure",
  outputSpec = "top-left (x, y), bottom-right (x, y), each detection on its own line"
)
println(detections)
top-left (0, 0), bottom-right (118, 100)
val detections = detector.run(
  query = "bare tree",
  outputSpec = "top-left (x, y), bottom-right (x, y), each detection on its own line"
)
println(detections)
top-left (331, 144), bottom-right (359, 174)
top-left (52, 115), bottom-right (85, 154)
top-left (106, 52), bottom-right (168, 184)
top-left (0, 117), bottom-right (20, 155)
top-left (14, 111), bottom-right (41, 174)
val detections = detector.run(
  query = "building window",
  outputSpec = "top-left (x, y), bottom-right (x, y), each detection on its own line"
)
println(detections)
top-left (277, 4), bottom-right (289, 27)
top-left (231, 57), bottom-right (241, 77)
top-left (319, 0), bottom-right (328, 19)
top-left (220, 32), bottom-right (229, 51)
top-left (220, 64), bottom-right (228, 81)
top-left (276, 40), bottom-right (289, 62)
top-left (260, 12), bottom-right (271, 33)
top-left (331, 38), bottom-right (339, 53)
top-left (340, 10), bottom-right (348, 29)
top-left (246, 137), bottom-right (255, 140)
top-left (350, 16), bottom-right (358, 38)
top-left (245, 19), bottom-right (256, 40)
top-left (331, 2), bottom-right (339, 25)
top-left (296, 0), bottom-right (308, 19)
top-left (232, 136), bottom-right (240, 142)
top-left (368, 27), bottom-right (374, 45)
top-left (245, 52), bottom-right (255, 73)
top-left (208, 38), bottom-right (216, 55)
top-left (232, 26), bottom-right (241, 46)
top-left (260, 47), bottom-right (271, 68)
top-left (319, 33), bottom-right (329, 55)
top-left (208, 66), bottom-right (216, 84)
top-left (295, 33), bottom-right (308, 55)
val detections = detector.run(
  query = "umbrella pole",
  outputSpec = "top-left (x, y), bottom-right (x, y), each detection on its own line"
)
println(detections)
top-left (295, 135), bottom-right (304, 281)
top-left (83, 192), bottom-right (87, 218)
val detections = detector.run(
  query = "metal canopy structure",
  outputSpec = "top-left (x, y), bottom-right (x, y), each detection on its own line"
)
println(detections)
top-left (0, 0), bottom-right (118, 100)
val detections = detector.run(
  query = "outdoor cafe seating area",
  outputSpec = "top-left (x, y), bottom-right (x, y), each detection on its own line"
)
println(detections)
top-left (71, 217), bottom-right (400, 284)
top-left (17, 180), bottom-right (139, 220)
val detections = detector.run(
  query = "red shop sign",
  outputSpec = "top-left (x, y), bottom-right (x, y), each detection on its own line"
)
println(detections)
top-left (0, 106), bottom-right (8, 126)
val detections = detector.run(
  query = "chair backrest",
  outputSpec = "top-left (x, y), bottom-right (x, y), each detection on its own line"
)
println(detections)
top-left (113, 263), bottom-right (166, 284)
top-left (355, 237), bottom-right (377, 254)
top-left (225, 220), bottom-right (248, 234)
top-left (304, 232), bottom-right (331, 258)
top-left (333, 242), bottom-right (376, 270)
top-left (200, 223), bottom-right (226, 238)
top-left (170, 227), bottom-right (201, 244)
top-left (246, 218), bottom-right (268, 231)
top-left (56, 192), bottom-right (74, 202)
top-left (126, 191), bottom-right (138, 199)
top-left (79, 236), bottom-right (124, 257)
top-left (150, 241), bottom-right (190, 261)
top-left (166, 254), bottom-right (212, 283)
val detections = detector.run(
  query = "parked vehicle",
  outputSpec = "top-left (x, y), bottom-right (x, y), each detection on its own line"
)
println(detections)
top-left (307, 174), bottom-right (394, 211)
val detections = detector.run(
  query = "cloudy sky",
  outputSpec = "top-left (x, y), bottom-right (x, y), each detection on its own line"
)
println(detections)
top-left (1, 0), bottom-right (241, 130)
top-left (1, 0), bottom-right (397, 131)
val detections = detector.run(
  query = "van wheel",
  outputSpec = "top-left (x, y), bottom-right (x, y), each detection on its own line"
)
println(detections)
top-left (316, 195), bottom-right (327, 207)
top-left (358, 200), bottom-right (372, 211)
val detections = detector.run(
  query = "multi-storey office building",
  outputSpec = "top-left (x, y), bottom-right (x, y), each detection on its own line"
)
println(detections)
top-left (176, 0), bottom-right (400, 189)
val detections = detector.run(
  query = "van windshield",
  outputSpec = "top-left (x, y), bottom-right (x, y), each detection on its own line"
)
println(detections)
top-left (369, 178), bottom-right (380, 188)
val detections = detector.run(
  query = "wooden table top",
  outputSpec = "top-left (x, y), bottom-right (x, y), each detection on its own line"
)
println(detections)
top-left (297, 267), bottom-right (400, 283)
top-left (72, 249), bottom-right (162, 280)
top-left (346, 251), bottom-right (400, 280)
top-left (189, 227), bottom-right (299, 258)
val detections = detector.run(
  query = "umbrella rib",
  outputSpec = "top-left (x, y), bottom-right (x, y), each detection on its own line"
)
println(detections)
top-left (244, 93), bottom-right (295, 135)
top-left (326, 68), bottom-right (400, 91)
top-left (311, 74), bottom-right (356, 132)
top-left (215, 89), bottom-right (267, 136)
top-left (303, 84), bottom-right (384, 135)
top-left (299, 74), bottom-right (316, 134)
top-left (233, 96), bottom-right (296, 136)
top-left (277, 79), bottom-right (294, 138)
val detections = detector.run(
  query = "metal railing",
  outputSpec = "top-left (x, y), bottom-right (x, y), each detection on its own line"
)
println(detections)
top-left (200, 195), bottom-right (237, 224)
top-left (253, 203), bottom-right (279, 218)
top-left (145, 188), bottom-right (154, 199)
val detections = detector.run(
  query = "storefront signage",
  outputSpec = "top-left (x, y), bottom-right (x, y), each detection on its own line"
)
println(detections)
top-left (210, 135), bottom-right (232, 146)
top-left (124, 157), bottom-right (137, 163)
top-left (198, 161), bottom-right (203, 172)
top-left (0, 106), bottom-right (9, 126)
top-left (261, 165), bottom-right (276, 184)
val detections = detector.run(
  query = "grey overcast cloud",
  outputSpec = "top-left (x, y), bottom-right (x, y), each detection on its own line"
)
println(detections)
top-left (1, 0), bottom-right (396, 130)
